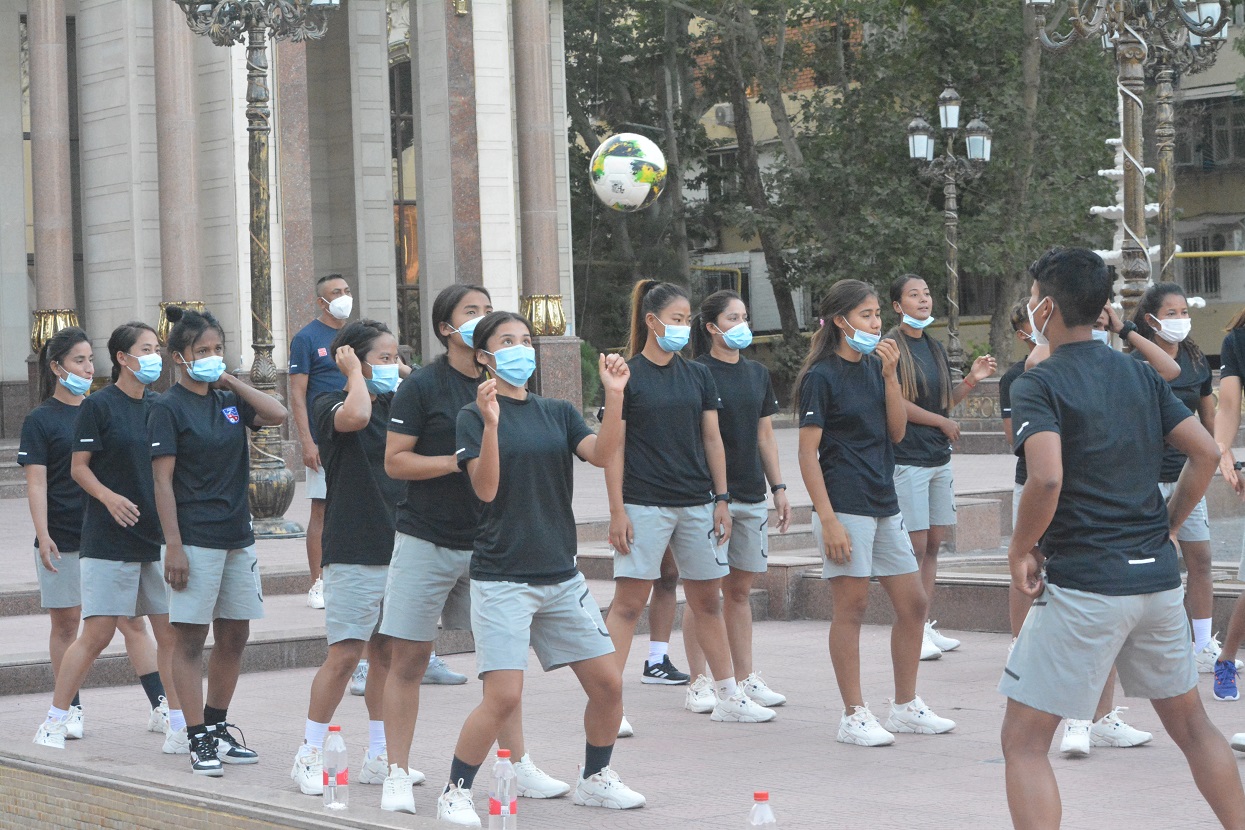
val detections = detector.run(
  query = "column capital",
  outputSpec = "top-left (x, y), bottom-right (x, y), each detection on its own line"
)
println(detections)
top-left (521, 294), bottom-right (567, 336)
top-left (158, 300), bottom-right (206, 344)
top-left (30, 309), bottom-right (80, 354)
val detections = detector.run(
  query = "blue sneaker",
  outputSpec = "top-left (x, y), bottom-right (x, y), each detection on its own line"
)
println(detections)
top-left (1214, 660), bottom-right (1239, 701)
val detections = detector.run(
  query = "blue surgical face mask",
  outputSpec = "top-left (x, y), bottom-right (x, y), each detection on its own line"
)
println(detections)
top-left (902, 313), bottom-right (935, 330)
top-left (127, 353), bottom-right (163, 385)
top-left (843, 322), bottom-right (881, 355)
top-left (485, 345), bottom-right (537, 387)
top-left (451, 316), bottom-right (481, 349)
top-left (56, 366), bottom-right (92, 396)
top-left (1091, 329), bottom-right (1111, 345)
top-left (716, 322), bottom-right (753, 350)
top-left (180, 355), bottom-right (226, 383)
top-left (365, 363), bottom-right (400, 395)
top-left (655, 319), bottom-right (691, 352)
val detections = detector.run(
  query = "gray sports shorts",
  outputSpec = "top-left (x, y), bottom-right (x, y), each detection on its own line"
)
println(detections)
top-left (815, 512), bottom-right (918, 580)
top-left (893, 462), bottom-right (956, 533)
top-left (167, 545), bottom-right (264, 625)
top-left (999, 583), bottom-right (1197, 720)
top-left (726, 500), bottom-right (769, 574)
top-left (305, 465), bottom-right (327, 500)
top-left (1012, 483), bottom-right (1024, 531)
top-left (323, 563), bottom-right (388, 645)
top-left (471, 572), bottom-right (614, 675)
top-left (1157, 482), bottom-right (1210, 544)
top-left (379, 532), bottom-right (473, 642)
top-left (34, 546), bottom-right (81, 609)
top-left (80, 557), bottom-right (169, 619)
top-left (613, 503), bottom-right (729, 582)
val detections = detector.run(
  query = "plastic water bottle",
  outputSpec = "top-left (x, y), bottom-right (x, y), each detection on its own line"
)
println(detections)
top-left (488, 748), bottom-right (517, 829)
top-left (323, 725), bottom-right (349, 810)
top-left (748, 791), bottom-right (776, 827)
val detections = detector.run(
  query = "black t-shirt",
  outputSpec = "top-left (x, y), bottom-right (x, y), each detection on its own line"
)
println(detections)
top-left (1010, 340), bottom-right (1192, 595)
top-left (798, 354), bottom-right (899, 518)
top-left (1221, 329), bottom-right (1245, 382)
top-left (457, 394), bottom-right (594, 584)
top-left (315, 391), bottom-right (403, 567)
top-left (892, 332), bottom-right (952, 468)
top-left (148, 385), bottom-right (259, 550)
top-left (388, 359), bottom-right (483, 550)
top-left (18, 399), bottom-right (86, 552)
top-left (695, 355), bottom-right (779, 504)
top-left (1131, 348), bottom-right (1212, 482)
top-left (74, 384), bottom-right (164, 561)
top-left (998, 359), bottom-right (1029, 486)
top-left (621, 353), bottom-right (721, 507)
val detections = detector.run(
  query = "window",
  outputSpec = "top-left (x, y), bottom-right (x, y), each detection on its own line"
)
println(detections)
top-left (1180, 234), bottom-right (1222, 297)
top-left (706, 150), bottom-right (740, 203)
top-left (1176, 97), bottom-right (1245, 169)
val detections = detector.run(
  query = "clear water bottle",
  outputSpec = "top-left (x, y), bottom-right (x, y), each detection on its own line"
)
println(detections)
top-left (488, 748), bottom-right (517, 829)
top-left (748, 791), bottom-right (776, 827)
top-left (323, 725), bottom-right (349, 810)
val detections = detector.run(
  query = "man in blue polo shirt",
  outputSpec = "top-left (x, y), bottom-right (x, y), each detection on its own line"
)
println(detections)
top-left (999, 248), bottom-right (1243, 828)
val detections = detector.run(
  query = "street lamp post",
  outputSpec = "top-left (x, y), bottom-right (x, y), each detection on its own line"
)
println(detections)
top-left (907, 88), bottom-right (992, 382)
top-left (171, 0), bottom-right (339, 537)
top-left (1025, 0), bottom-right (1231, 318)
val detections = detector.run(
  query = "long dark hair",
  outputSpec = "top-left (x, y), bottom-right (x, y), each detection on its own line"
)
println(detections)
top-left (39, 326), bottom-right (90, 401)
top-left (107, 321), bottom-right (158, 382)
top-left (431, 284), bottom-right (491, 348)
top-left (690, 289), bottom-right (742, 359)
top-left (1133, 281), bottom-right (1205, 366)
top-left (471, 311), bottom-right (534, 373)
top-left (792, 279), bottom-right (879, 403)
top-left (886, 274), bottom-right (952, 409)
top-left (166, 306), bottom-right (225, 358)
top-left (627, 280), bottom-right (689, 358)
top-left (330, 319), bottom-right (392, 364)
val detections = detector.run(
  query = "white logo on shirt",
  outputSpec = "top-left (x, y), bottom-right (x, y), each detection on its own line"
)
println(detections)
top-left (456, 448), bottom-right (466, 456)
top-left (79, 438), bottom-right (93, 443)
top-left (390, 418), bottom-right (405, 424)
top-left (151, 442), bottom-right (160, 447)
top-left (805, 411), bottom-right (815, 417)
top-left (17, 451), bottom-right (25, 456)
top-left (1016, 421), bottom-right (1029, 437)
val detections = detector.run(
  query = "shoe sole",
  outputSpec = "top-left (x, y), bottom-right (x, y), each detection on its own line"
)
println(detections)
top-left (163, 745), bottom-right (190, 755)
top-left (422, 677), bottom-right (469, 685)
top-left (1215, 691), bottom-right (1240, 701)
top-left (219, 754), bottom-right (259, 765)
top-left (710, 711), bottom-right (776, 723)
top-left (746, 695), bottom-right (787, 707)
top-left (1232, 738), bottom-right (1245, 753)
top-left (933, 643), bottom-right (960, 652)
top-left (884, 720), bottom-right (954, 735)
top-left (1060, 745), bottom-right (1090, 758)
top-left (192, 767), bottom-right (224, 777)
top-left (919, 652), bottom-right (942, 661)
top-left (835, 731), bottom-right (894, 747)
top-left (1090, 736), bottom-right (1152, 748)
top-left (516, 785), bottom-right (571, 799)
top-left (640, 676), bottom-right (690, 686)
top-left (684, 698), bottom-right (715, 714)
top-left (349, 687), bottom-right (366, 696)
top-left (33, 739), bottom-right (65, 749)
top-left (572, 792), bottom-right (645, 809)
top-left (381, 801), bottom-right (417, 814)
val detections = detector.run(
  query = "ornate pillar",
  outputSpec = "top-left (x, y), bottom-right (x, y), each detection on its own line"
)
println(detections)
top-left (1154, 58), bottom-right (1178, 283)
top-left (1115, 29), bottom-right (1152, 323)
top-left (277, 41), bottom-right (317, 331)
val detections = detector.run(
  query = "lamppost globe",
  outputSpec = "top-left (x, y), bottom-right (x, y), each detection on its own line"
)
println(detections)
top-left (908, 116), bottom-right (934, 162)
top-left (938, 87), bottom-right (961, 131)
top-left (966, 117), bottom-right (993, 163)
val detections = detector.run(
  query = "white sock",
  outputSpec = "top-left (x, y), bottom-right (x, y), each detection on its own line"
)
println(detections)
top-left (647, 641), bottom-right (669, 667)
top-left (1193, 618), bottom-right (1213, 654)
top-left (713, 677), bottom-right (738, 701)
top-left (368, 720), bottom-right (386, 758)
top-left (47, 705), bottom-right (69, 722)
top-left (428, 651), bottom-right (438, 664)
top-left (169, 709), bottom-right (186, 733)
top-left (304, 718), bottom-right (330, 750)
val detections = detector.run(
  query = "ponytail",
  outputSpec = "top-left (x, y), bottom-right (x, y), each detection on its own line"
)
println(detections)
top-left (690, 289), bottom-right (742, 359)
top-left (626, 280), bottom-right (689, 358)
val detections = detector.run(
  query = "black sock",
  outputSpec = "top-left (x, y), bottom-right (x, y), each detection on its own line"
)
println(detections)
top-left (203, 705), bottom-right (228, 726)
top-left (446, 756), bottom-right (482, 793)
top-left (138, 671), bottom-right (164, 709)
top-left (187, 723), bottom-right (209, 738)
top-left (71, 692), bottom-right (81, 708)
top-left (583, 742), bottom-right (613, 778)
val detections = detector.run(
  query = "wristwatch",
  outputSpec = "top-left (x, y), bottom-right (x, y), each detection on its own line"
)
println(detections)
top-left (713, 493), bottom-right (732, 504)
top-left (1117, 321), bottom-right (1137, 340)
top-left (770, 483), bottom-right (787, 495)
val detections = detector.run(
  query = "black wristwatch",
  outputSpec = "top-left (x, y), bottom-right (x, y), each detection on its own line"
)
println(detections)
top-left (1117, 321), bottom-right (1137, 340)
top-left (770, 483), bottom-right (787, 495)
top-left (713, 493), bottom-right (732, 504)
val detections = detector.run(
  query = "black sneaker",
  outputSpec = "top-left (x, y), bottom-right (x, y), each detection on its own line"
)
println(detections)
top-left (188, 727), bottom-right (224, 777)
top-left (212, 722), bottom-right (260, 765)
top-left (641, 655), bottom-right (691, 685)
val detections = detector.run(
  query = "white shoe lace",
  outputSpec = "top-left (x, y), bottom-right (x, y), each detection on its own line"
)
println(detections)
top-left (1065, 719), bottom-right (1091, 735)
top-left (442, 780), bottom-right (474, 811)
top-left (1098, 706), bottom-right (1127, 727)
top-left (516, 758), bottom-right (552, 782)
top-left (847, 704), bottom-right (879, 729)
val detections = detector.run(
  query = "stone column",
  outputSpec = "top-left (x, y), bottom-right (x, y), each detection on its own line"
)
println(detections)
top-left (277, 41), bottom-right (317, 333)
top-left (512, 0), bottom-right (581, 407)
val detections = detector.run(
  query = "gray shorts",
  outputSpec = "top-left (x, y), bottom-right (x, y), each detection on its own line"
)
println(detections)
top-left (815, 512), bottom-right (918, 580)
top-left (34, 546), bottom-right (81, 609)
top-left (1157, 482), bottom-right (1210, 544)
top-left (305, 465), bottom-right (327, 500)
top-left (324, 563), bottom-right (388, 645)
top-left (168, 545), bottom-right (264, 625)
top-left (893, 462), bottom-right (956, 533)
top-left (379, 533), bottom-right (473, 642)
top-left (999, 583), bottom-right (1197, 720)
top-left (726, 500), bottom-right (769, 574)
top-left (613, 503), bottom-right (729, 582)
top-left (471, 572), bottom-right (614, 675)
top-left (80, 557), bottom-right (169, 619)
top-left (1012, 483), bottom-right (1024, 531)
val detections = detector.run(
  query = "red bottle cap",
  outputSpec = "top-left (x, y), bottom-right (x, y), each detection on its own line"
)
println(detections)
top-left (754, 791), bottom-right (769, 802)
top-left (328, 725), bottom-right (341, 732)
top-left (497, 749), bottom-right (511, 759)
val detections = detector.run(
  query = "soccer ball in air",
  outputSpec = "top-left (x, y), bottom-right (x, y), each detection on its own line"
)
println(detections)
top-left (589, 133), bottom-right (668, 212)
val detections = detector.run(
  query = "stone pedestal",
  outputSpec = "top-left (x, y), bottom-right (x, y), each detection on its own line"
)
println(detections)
top-left (532, 335), bottom-right (582, 410)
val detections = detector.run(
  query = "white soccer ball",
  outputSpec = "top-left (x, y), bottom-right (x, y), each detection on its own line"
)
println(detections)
top-left (589, 133), bottom-right (668, 213)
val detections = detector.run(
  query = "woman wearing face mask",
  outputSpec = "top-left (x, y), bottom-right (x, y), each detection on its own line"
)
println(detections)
top-left (796, 280), bottom-right (955, 747)
top-left (435, 312), bottom-right (642, 825)
top-left (20, 327), bottom-right (171, 745)
top-left (678, 290), bottom-right (792, 714)
top-left (33, 322), bottom-right (180, 751)
top-left (148, 307), bottom-right (286, 775)
top-left (604, 280), bottom-right (776, 725)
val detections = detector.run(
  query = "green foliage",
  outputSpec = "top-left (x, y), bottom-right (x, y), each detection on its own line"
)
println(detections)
top-left (580, 339), bottom-right (603, 411)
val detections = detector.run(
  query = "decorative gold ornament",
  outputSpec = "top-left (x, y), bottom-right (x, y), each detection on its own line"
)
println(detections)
top-left (521, 294), bottom-right (568, 337)
top-left (158, 300), bottom-right (206, 344)
top-left (30, 309), bottom-right (80, 354)
top-left (453, 0), bottom-right (470, 15)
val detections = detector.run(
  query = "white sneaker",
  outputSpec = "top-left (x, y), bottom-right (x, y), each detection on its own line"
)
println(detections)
top-left (307, 577), bottom-right (325, 609)
top-left (1195, 635), bottom-right (1245, 673)
top-left (920, 628), bottom-right (943, 660)
top-left (381, 764), bottom-right (423, 813)
top-left (66, 705), bottom-right (84, 739)
top-left (617, 714), bottom-right (634, 738)
top-left (33, 717), bottom-right (69, 749)
top-left (1090, 707), bottom-right (1152, 748)
top-left (925, 620), bottom-right (961, 652)
top-left (710, 690), bottom-right (776, 723)
top-left (163, 726), bottom-right (190, 755)
top-left (884, 696), bottom-right (956, 734)
top-left (684, 675), bottom-right (715, 714)
top-left (291, 745), bottom-right (324, 796)
top-left (836, 704), bottom-right (895, 747)
top-left (1231, 733), bottom-right (1245, 753)
top-left (572, 766), bottom-right (646, 809)
top-left (349, 661), bottom-right (368, 696)
top-left (514, 753), bottom-right (570, 798)
top-left (1060, 719), bottom-right (1091, 758)
top-left (148, 696), bottom-right (169, 733)
top-left (741, 672), bottom-right (787, 707)
top-left (360, 749), bottom-right (389, 785)
top-left (437, 779), bottom-right (481, 826)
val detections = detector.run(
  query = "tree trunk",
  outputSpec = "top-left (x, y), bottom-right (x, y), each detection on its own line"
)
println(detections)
top-left (732, 0), bottom-right (805, 173)
top-left (566, 92), bottom-right (640, 270)
top-left (662, 4), bottom-right (693, 282)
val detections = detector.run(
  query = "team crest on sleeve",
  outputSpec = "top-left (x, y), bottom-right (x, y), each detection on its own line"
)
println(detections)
top-left (223, 406), bottom-right (241, 424)
top-left (317, 347), bottom-right (329, 357)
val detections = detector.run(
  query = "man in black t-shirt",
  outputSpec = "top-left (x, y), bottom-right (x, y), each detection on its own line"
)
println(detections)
top-left (998, 248), bottom-right (1242, 827)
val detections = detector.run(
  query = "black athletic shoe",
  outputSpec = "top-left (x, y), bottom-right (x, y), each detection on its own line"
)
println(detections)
top-left (641, 655), bottom-right (691, 685)
top-left (212, 722), bottom-right (259, 765)
top-left (188, 727), bottom-right (224, 777)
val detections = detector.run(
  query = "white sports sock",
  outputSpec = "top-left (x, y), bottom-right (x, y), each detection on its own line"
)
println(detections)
top-left (713, 677), bottom-right (738, 701)
top-left (647, 641), bottom-right (669, 667)
top-left (368, 720), bottom-right (386, 758)
top-left (428, 651), bottom-right (438, 663)
top-left (169, 709), bottom-right (186, 733)
top-left (47, 705), bottom-right (69, 722)
top-left (305, 718), bottom-right (330, 750)
top-left (1193, 618), bottom-right (1213, 654)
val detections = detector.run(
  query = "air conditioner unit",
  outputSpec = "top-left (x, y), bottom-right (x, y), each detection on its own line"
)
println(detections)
top-left (714, 104), bottom-right (734, 127)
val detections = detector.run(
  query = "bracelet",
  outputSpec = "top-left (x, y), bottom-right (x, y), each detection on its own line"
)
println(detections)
top-left (962, 377), bottom-right (977, 389)
top-left (713, 493), bottom-right (731, 504)
top-left (770, 483), bottom-right (787, 494)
